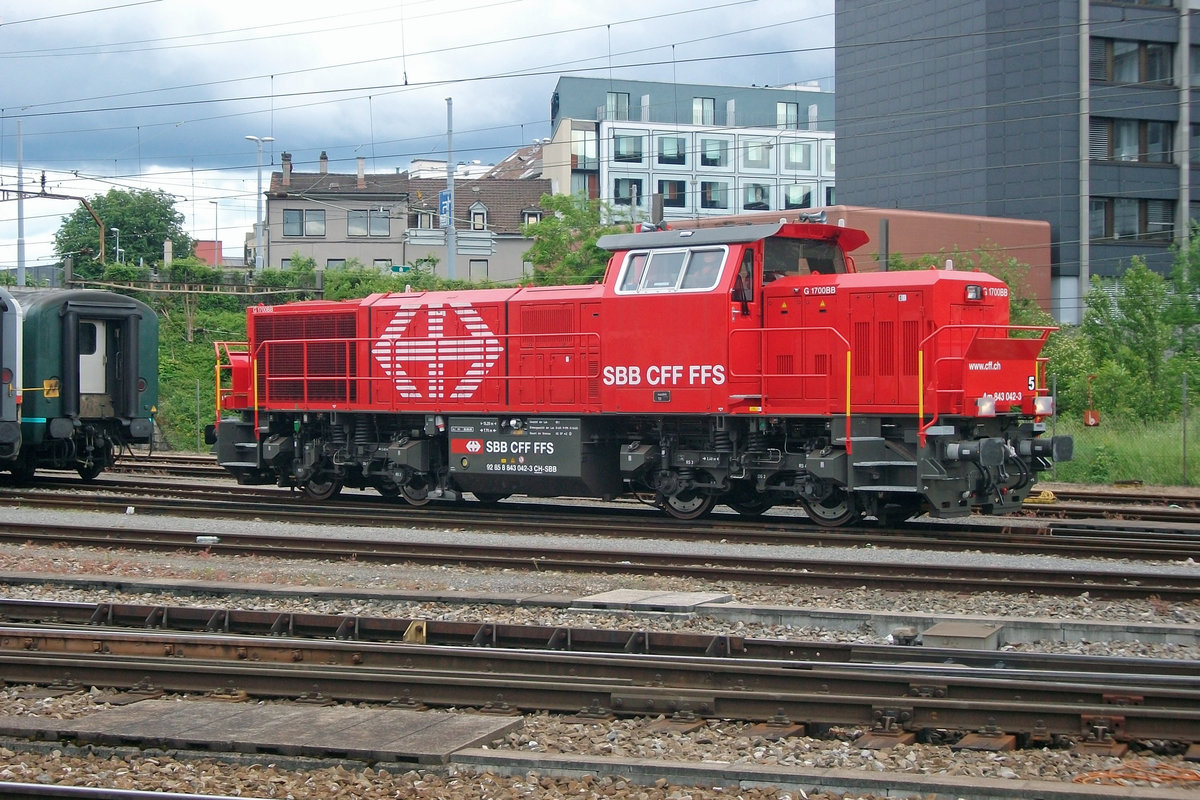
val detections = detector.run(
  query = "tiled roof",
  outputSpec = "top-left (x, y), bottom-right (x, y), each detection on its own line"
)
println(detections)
top-left (483, 143), bottom-right (544, 180)
top-left (269, 169), bottom-right (550, 235)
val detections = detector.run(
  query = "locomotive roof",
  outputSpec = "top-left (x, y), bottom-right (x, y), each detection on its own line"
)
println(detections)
top-left (596, 222), bottom-right (868, 253)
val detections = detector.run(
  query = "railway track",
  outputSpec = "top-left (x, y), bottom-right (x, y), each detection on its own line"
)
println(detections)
top-left (3, 474), bottom-right (1199, 563)
top-left (0, 515), bottom-right (1195, 601)
top-left (2, 599), bottom-right (1198, 747)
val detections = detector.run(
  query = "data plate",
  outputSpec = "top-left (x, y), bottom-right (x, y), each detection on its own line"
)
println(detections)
top-left (448, 416), bottom-right (583, 478)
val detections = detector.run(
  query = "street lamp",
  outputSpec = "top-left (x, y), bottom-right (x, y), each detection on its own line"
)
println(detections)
top-left (209, 200), bottom-right (220, 266)
top-left (245, 134), bottom-right (274, 270)
top-left (110, 227), bottom-right (121, 264)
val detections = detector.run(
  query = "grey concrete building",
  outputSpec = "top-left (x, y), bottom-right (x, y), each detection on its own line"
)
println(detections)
top-left (543, 76), bottom-right (836, 224)
top-left (261, 151), bottom-right (549, 282)
top-left (835, 0), bottom-right (1197, 323)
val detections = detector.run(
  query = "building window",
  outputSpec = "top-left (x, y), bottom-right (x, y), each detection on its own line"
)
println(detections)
top-left (700, 180), bottom-right (729, 210)
top-left (613, 132), bottom-right (645, 164)
top-left (413, 210), bottom-right (436, 229)
top-left (571, 128), bottom-right (598, 169)
top-left (824, 184), bottom-right (836, 205)
top-left (326, 258), bottom-right (345, 269)
top-left (1089, 118), bottom-right (1174, 163)
top-left (782, 141), bottom-right (813, 172)
top-left (280, 258), bottom-right (291, 270)
top-left (469, 259), bottom-right (488, 279)
top-left (1191, 124), bottom-right (1200, 164)
top-left (1091, 197), bottom-right (1175, 241)
top-left (370, 210), bottom-right (390, 236)
top-left (741, 138), bottom-right (773, 170)
top-left (692, 97), bottom-right (714, 125)
top-left (777, 102), bottom-right (800, 129)
top-left (283, 209), bottom-right (325, 237)
top-left (658, 179), bottom-right (687, 208)
top-left (782, 183), bottom-right (814, 209)
top-left (657, 135), bottom-right (687, 166)
top-left (822, 141), bottom-right (836, 174)
top-left (1091, 38), bottom-right (1174, 85)
top-left (614, 177), bottom-right (644, 206)
top-left (522, 210), bottom-right (542, 225)
top-left (468, 203), bottom-right (488, 231)
top-left (606, 92), bottom-right (629, 121)
top-left (373, 259), bottom-right (392, 271)
top-left (1192, 47), bottom-right (1200, 87)
top-left (742, 182), bottom-right (771, 211)
top-left (348, 209), bottom-right (391, 237)
top-left (699, 137), bottom-right (730, 168)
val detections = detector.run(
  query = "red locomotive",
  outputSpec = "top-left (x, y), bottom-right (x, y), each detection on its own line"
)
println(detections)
top-left (210, 219), bottom-right (1071, 526)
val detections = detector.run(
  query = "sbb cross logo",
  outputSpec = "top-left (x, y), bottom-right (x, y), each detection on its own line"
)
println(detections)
top-left (465, 439), bottom-right (483, 453)
top-left (451, 438), bottom-right (486, 454)
top-left (372, 302), bottom-right (503, 400)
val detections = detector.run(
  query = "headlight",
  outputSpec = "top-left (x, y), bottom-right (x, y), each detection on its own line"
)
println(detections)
top-left (1033, 395), bottom-right (1054, 416)
top-left (976, 395), bottom-right (996, 417)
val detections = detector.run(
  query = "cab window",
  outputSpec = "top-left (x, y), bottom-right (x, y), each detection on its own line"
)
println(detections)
top-left (763, 238), bottom-right (846, 283)
top-left (615, 246), bottom-right (728, 293)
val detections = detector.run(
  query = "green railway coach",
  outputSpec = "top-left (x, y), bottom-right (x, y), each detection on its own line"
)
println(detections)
top-left (8, 289), bottom-right (157, 481)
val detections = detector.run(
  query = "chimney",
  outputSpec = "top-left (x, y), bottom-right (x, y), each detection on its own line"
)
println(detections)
top-left (319, 151), bottom-right (328, 174)
top-left (282, 152), bottom-right (292, 187)
top-left (357, 157), bottom-right (365, 189)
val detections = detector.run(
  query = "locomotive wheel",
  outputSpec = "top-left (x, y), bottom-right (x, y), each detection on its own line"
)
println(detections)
top-left (303, 473), bottom-right (342, 501)
top-left (660, 490), bottom-right (716, 521)
top-left (400, 483), bottom-right (432, 506)
top-left (722, 483), bottom-right (774, 517)
top-left (472, 492), bottom-right (510, 505)
top-left (801, 490), bottom-right (862, 528)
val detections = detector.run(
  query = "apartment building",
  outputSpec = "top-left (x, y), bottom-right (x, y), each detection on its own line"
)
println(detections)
top-left (542, 76), bottom-right (836, 224)
top-left (836, 0), bottom-right (1198, 323)
top-left (261, 151), bottom-right (550, 282)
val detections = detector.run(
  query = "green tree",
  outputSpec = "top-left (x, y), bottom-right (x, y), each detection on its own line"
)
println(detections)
top-left (521, 193), bottom-right (628, 285)
top-left (53, 188), bottom-right (193, 281)
top-left (1078, 257), bottom-right (1173, 419)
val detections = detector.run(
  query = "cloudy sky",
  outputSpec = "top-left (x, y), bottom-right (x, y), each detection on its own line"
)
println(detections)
top-left (0, 0), bottom-right (834, 272)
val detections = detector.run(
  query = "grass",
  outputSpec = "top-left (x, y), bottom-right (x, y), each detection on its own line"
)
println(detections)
top-left (1046, 415), bottom-right (1198, 488)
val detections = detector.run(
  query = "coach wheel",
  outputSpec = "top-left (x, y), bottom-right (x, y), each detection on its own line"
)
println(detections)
top-left (9, 455), bottom-right (35, 485)
top-left (303, 472), bottom-right (342, 501)
top-left (660, 489), bottom-right (716, 521)
top-left (473, 492), bottom-right (510, 505)
top-left (77, 461), bottom-right (104, 482)
top-left (801, 489), bottom-right (861, 528)
top-left (723, 483), bottom-right (774, 517)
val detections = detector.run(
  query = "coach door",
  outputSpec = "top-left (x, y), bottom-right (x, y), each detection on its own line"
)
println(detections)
top-left (78, 319), bottom-right (114, 417)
